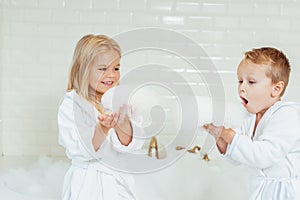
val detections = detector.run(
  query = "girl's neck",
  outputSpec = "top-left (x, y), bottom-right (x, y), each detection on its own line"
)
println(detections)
top-left (95, 93), bottom-right (102, 102)
top-left (88, 87), bottom-right (103, 103)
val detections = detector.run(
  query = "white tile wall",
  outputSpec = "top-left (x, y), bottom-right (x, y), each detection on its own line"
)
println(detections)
top-left (1, 0), bottom-right (300, 156)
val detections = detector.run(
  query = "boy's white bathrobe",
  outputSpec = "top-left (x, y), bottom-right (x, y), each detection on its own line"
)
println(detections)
top-left (225, 101), bottom-right (300, 200)
top-left (58, 90), bottom-right (143, 200)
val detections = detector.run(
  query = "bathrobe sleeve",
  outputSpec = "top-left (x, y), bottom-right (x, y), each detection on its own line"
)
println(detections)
top-left (110, 124), bottom-right (145, 152)
top-left (58, 91), bottom-right (144, 161)
top-left (58, 92), bottom-right (112, 161)
top-left (226, 105), bottom-right (300, 169)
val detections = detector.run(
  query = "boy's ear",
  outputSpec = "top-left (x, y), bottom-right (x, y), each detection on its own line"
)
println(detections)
top-left (271, 81), bottom-right (285, 97)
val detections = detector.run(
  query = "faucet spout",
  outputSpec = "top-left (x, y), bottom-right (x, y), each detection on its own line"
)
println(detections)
top-left (148, 136), bottom-right (159, 159)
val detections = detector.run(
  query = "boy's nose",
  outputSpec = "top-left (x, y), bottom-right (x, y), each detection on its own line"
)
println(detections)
top-left (238, 83), bottom-right (245, 92)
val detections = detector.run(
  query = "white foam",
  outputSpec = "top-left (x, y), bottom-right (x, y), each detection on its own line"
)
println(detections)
top-left (0, 156), bottom-right (69, 199)
top-left (0, 153), bottom-right (249, 200)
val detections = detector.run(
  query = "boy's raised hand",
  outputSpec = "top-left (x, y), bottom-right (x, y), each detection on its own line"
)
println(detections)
top-left (203, 123), bottom-right (228, 154)
top-left (203, 123), bottom-right (223, 140)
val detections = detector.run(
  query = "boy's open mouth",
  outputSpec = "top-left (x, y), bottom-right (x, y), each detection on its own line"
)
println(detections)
top-left (240, 96), bottom-right (248, 106)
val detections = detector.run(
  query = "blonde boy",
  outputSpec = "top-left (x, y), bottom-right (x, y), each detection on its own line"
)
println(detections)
top-left (204, 47), bottom-right (300, 200)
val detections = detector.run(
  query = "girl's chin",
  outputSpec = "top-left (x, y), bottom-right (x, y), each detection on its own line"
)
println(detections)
top-left (97, 86), bottom-right (114, 93)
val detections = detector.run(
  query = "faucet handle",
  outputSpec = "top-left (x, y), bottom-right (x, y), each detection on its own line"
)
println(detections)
top-left (187, 146), bottom-right (201, 153)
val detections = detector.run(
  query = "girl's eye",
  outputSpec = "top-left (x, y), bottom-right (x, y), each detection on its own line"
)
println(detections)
top-left (115, 68), bottom-right (120, 71)
top-left (238, 80), bottom-right (243, 84)
top-left (98, 68), bottom-right (106, 71)
top-left (249, 81), bottom-right (256, 84)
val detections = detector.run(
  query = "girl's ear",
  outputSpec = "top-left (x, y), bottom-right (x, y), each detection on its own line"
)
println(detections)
top-left (271, 81), bottom-right (285, 97)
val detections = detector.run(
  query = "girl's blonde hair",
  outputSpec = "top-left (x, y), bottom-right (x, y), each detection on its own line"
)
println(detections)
top-left (67, 34), bottom-right (121, 112)
top-left (244, 47), bottom-right (290, 96)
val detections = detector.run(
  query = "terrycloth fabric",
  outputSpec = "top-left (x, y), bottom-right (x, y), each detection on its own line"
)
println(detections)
top-left (225, 101), bottom-right (300, 200)
top-left (58, 90), bottom-right (143, 200)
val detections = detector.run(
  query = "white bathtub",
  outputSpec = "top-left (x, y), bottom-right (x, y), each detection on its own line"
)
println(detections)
top-left (0, 148), bottom-right (249, 200)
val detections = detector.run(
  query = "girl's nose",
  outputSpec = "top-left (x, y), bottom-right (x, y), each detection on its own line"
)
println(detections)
top-left (105, 68), bottom-right (116, 77)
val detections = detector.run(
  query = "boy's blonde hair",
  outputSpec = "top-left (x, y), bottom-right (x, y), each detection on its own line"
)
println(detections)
top-left (244, 47), bottom-right (290, 96)
top-left (67, 34), bottom-right (121, 111)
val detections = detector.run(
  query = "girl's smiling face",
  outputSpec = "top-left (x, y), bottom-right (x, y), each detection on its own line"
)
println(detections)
top-left (237, 59), bottom-right (277, 116)
top-left (89, 50), bottom-right (121, 98)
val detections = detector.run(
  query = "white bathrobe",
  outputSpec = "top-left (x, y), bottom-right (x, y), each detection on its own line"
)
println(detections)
top-left (225, 101), bottom-right (300, 200)
top-left (58, 90), bottom-right (143, 200)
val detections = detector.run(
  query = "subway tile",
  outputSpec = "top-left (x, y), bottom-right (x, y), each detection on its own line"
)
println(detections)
top-left (175, 1), bottom-right (200, 13)
top-left (210, 44), bottom-right (242, 58)
top-left (220, 72), bottom-right (237, 85)
top-left (253, 3), bottom-right (280, 16)
top-left (38, 134), bottom-right (58, 145)
top-left (65, 0), bottom-right (92, 10)
top-left (10, 131), bottom-right (39, 145)
top-left (106, 12), bottom-right (132, 25)
top-left (119, 0), bottom-right (145, 11)
top-left (50, 146), bottom-right (66, 156)
top-left (1, 8), bottom-right (24, 22)
top-left (24, 119), bottom-right (52, 132)
top-left (281, 3), bottom-right (300, 17)
top-left (11, 0), bottom-right (38, 8)
top-left (80, 11), bottom-right (106, 24)
top-left (22, 145), bottom-right (51, 156)
top-left (253, 31), bottom-right (279, 44)
top-left (240, 17), bottom-right (267, 29)
top-left (92, 0), bottom-right (118, 10)
top-left (92, 25), bottom-right (120, 37)
top-left (132, 12), bottom-right (159, 26)
top-left (291, 19), bottom-right (300, 31)
top-left (37, 23), bottom-right (73, 37)
top-left (148, 0), bottom-right (174, 12)
top-left (10, 22), bottom-right (39, 36)
top-left (52, 10), bottom-right (80, 23)
top-left (214, 17), bottom-right (239, 28)
top-left (0, 64), bottom-right (22, 77)
top-left (2, 144), bottom-right (23, 156)
top-left (2, 132), bottom-right (17, 148)
top-left (277, 32), bottom-right (300, 45)
top-left (198, 30), bottom-right (226, 43)
top-left (227, 2), bottom-right (253, 15)
top-left (39, 23), bottom-right (94, 37)
top-left (1, 93), bottom-right (60, 108)
top-left (266, 17), bottom-right (291, 30)
top-left (186, 16), bottom-right (213, 29)
top-left (0, 0), bottom-right (10, 7)
top-left (176, 29), bottom-right (201, 41)
top-left (23, 8), bottom-right (52, 22)
top-left (202, 3), bottom-right (227, 15)
top-left (38, 0), bottom-right (66, 9)
top-left (226, 30), bottom-right (254, 44)
top-left (162, 16), bottom-right (185, 25)
top-left (212, 57), bottom-right (241, 71)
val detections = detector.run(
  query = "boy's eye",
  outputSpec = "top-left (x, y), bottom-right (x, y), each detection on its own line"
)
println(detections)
top-left (98, 68), bottom-right (106, 71)
top-left (115, 67), bottom-right (120, 71)
top-left (238, 80), bottom-right (243, 84)
top-left (249, 81), bottom-right (256, 84)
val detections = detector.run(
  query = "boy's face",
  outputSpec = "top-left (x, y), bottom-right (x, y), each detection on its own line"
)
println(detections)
top-left (89, 50), bottom-right (121, 97)
top-left (237, 59), bottom-right (276, 115)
